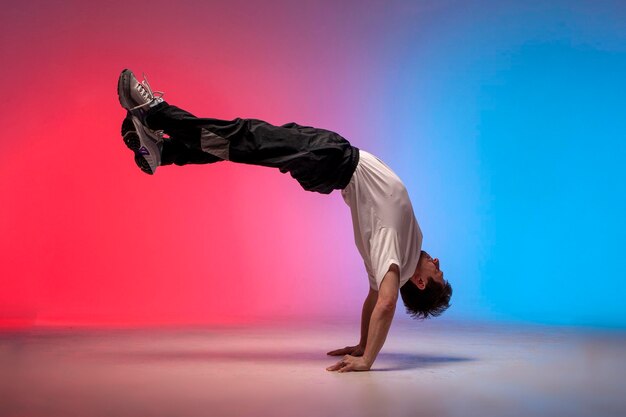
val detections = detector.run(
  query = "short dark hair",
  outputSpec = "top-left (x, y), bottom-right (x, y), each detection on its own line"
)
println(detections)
top-left (400, 278), bottom-right (453, 320)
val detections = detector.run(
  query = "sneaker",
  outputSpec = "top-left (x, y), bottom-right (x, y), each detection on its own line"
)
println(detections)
top-left (121, 112), bottom-right (163, 175)
top-left (117, 69), bottom-right (164, 121)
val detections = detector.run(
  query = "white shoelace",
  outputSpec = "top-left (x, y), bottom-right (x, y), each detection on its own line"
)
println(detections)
top-left (130, 73), bottom-right (165, 111)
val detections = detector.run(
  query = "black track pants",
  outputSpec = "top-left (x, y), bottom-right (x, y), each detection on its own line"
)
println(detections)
top-left (145, 102), bottom-right (360, 194)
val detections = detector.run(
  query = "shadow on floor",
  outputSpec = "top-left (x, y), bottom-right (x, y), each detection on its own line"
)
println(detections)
top-left (87, 349), bottom-right (474, 371)
top-left (376, 352), bottom-right (474, 371)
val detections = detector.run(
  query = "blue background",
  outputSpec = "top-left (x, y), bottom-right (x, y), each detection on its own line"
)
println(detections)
top-left (374, 0), bottom-right (626, 327)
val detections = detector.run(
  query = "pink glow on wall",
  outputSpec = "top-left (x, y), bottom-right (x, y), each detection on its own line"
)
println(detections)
top-left (0, 0), bottom-right (397, 327)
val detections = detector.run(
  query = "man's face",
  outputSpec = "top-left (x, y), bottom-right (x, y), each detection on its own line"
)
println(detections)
top-left (410, 251), bottom-right (444, 290)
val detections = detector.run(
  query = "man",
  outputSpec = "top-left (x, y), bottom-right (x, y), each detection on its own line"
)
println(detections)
top-left (117, 69), bottom-right (452, 372)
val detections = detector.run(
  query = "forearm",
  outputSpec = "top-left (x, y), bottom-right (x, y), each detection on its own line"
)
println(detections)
top-left (359, 290), bottom-right (378, 347)
top-left (362, 302), bottom-right (396, 367)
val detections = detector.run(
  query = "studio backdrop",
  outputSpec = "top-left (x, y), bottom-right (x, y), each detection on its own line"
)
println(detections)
top-left (1, 0), bottom-right (624, 328)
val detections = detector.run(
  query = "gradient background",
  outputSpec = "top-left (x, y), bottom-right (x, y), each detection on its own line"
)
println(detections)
top-left (1, 0), bottom-right (625, 329)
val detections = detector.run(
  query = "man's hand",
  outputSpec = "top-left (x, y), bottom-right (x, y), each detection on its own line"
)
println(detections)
top-left (326, 344), bottom-right (365, 357)
top-left (326, 265), bottom-right (400, 373)
top-left (325, 266), bottom-right (399, 373)
top-left (326, 355), bottom-right (371, 373)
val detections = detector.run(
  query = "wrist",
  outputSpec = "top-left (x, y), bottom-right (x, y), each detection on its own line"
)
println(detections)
top-left (362, 355), bottom-right (375, 367)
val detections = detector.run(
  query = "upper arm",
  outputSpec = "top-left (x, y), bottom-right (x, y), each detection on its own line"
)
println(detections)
top-left (377, 264), bottom-right (400, 306)
top-left (370, 228), bottom-right (402, 291)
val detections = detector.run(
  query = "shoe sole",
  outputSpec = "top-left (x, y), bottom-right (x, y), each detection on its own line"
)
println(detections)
top-left (117, 69), bottom-right (133, 111)
top-left (121, 114), bottom-right (155, 175)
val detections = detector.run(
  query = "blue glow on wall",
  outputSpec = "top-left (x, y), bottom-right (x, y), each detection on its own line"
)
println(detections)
top-left (376, 0), bottom-right (626, 327)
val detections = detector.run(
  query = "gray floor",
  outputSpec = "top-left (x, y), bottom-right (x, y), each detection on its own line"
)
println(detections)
top-left (1, 319), bottom-right (625, 417)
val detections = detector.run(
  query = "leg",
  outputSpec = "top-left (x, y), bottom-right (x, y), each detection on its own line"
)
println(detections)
top-left (121, 111), bottom-right (222, 173)
top-left (117, 69), bottom-right (357, 190)
top-left (145, 102), bottom-right (241, 161)
top-left (145, 101), bottom-right (350, 167)
top-left (160, 136), bottom-right (223, 166)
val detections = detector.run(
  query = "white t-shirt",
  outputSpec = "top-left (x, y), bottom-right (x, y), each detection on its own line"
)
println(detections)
top-left (341, 150), bottom-right (422, 290)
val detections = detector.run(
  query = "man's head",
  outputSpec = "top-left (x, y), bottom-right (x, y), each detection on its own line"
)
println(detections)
top-left (400, 250), bottom-right (452, 319)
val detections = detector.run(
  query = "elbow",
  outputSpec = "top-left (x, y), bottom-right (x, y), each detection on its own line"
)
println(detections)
top-left (377, 298), bottom-right (397, 313)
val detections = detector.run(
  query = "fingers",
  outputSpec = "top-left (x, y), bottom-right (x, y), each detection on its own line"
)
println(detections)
top-left (327, 355), bottom-right (357, 372)
top-left (339, 355), bottom-right (354, 372)
top-left (326, 355), bottom-right (350, 371)
top-left (338, 363), bottom-right (354, 373)
top-left (326, 346), bottom-right (352, 356)
top-left (326, 360), bottom-right (345, 371)
top-left (336, 360), bottom-right (356, 373)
